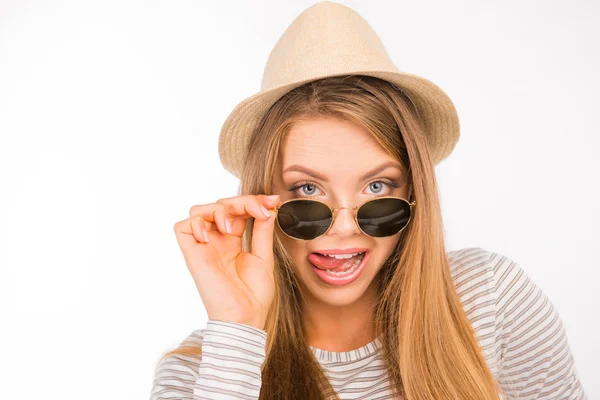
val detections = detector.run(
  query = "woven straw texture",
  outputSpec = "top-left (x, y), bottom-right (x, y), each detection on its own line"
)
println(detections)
top-left (218, 1), bottom-right (460, 178)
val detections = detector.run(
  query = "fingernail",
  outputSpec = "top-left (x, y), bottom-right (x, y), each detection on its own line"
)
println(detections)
top-left (260, 205), bottom-right (272, 218)
top-left (225, 218), bottom-right (232, 234)
top-left (203, 228), bottom-right (210, 243)
top-left (267, 195), bottom-right (280, 202)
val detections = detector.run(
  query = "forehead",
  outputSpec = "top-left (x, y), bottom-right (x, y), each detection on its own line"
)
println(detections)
top-left (280, 118), bottom-right (397, 175)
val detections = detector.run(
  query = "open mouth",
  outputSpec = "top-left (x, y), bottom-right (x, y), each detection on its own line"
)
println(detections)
top-left (308, 250), bottom-right (370, 285)
top-left (309, 251), bottom-right (368, 273)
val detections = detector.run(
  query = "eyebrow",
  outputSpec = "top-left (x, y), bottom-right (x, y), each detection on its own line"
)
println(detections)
top-left (282, 161), bottom-right (403, 182)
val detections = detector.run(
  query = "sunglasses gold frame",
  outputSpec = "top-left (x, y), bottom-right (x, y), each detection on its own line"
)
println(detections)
top-left (273, 196), bottom-right (416, 240)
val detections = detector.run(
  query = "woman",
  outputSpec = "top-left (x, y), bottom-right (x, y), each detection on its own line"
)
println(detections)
top-left (150, 2), bottom-right (586, 399)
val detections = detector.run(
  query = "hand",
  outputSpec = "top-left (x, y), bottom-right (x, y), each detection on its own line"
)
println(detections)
top-left (173, 194), bottom-right (280, 331)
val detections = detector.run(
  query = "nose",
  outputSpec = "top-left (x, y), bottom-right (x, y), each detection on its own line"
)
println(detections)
top-left (326, 207), bottom-right (362, 238)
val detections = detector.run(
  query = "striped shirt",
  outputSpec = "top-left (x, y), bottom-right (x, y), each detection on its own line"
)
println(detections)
top-left (149, 247), bottom-right (587, 399)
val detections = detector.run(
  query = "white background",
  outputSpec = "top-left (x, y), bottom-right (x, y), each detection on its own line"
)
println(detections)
top-left (0, 0), bottom-right (597, 398)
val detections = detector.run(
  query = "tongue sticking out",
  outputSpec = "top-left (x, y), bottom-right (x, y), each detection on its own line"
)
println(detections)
top-left (308, 252), bottom-right (365, 272)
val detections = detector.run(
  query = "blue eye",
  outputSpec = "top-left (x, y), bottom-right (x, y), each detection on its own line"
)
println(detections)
top-left (298, 183), bottom-right (320, 196)
top-left (367, 181), bottom-right (385, 194)
top-left (288, 179), bottom-right (400, 198)
top-left (287, 181), bottom-right (321, 197)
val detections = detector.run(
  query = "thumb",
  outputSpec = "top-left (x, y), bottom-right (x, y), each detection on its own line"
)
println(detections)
top-left (251, 209), bottom-right (277, 268)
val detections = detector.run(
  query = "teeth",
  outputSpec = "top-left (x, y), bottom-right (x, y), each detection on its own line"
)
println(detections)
top-left (323, 251), bottom-right (365, 259)
top-left (324, 253), bottom-right (365, 276)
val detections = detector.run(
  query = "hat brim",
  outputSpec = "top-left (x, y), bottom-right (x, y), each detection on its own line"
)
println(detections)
top-left (218, 70), bottom-right (459, 178)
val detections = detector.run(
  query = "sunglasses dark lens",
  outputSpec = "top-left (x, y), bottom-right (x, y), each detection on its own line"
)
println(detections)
top-left (357, 198), bottom-right (411, 237)
top-left (277, 200), bottom-right (332, 240)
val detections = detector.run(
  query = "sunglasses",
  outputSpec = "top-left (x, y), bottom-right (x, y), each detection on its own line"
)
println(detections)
top-left (273, 196), bottom-right (416, 240)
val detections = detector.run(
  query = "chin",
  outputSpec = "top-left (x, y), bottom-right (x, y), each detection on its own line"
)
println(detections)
top-left (311, 285), bottom-right (370, 307)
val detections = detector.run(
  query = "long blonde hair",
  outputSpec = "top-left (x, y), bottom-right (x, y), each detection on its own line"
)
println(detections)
top-left (159, 75), bottom-right (503, 399)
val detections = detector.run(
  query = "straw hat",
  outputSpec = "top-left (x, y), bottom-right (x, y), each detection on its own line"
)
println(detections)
top-left (218, 1), bottom-right (460, 178)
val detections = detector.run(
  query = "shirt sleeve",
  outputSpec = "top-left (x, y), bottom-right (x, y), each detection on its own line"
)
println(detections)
top-left (490, 251), bottom-right (587, 399)
top-left (150, 319), bottom-right (267, 400)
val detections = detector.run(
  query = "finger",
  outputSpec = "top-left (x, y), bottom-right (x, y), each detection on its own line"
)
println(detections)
top-left (174, 217), bottom-right (206, 251)
top-left (229, 194), bottom-right (279, 208)
top-left (262, 194), bottom-right (281, 207)
top-left (188, 195), bottom-right (281, 236)
top-left (217, 195), bottom-right (274, 222)
top-left (213, 206), bottom-right (232, 235)
top-left (191, 216), bottom-right (209, 243)
top-left (250, 207), bottom-right (277, 269)
top-left (213, 196), bottom-right (275, 237)
top-left (189, 197), bottom-right (264, 223)
top-left (188, 203), bottom-right (230, 233)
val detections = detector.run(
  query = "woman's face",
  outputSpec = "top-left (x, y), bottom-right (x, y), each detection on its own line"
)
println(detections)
top-left (272, 117), bottom-right (411, 308)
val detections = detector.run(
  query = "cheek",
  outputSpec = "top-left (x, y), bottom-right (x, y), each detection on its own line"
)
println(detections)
top-left (369, 236), bottom-right (401, 268)
top-left (280, 235), bottom-right (308, 264)
top-left (279, 237), bottom-right (320, 283)
top-left (376, 236), bottom-right (400, 252)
